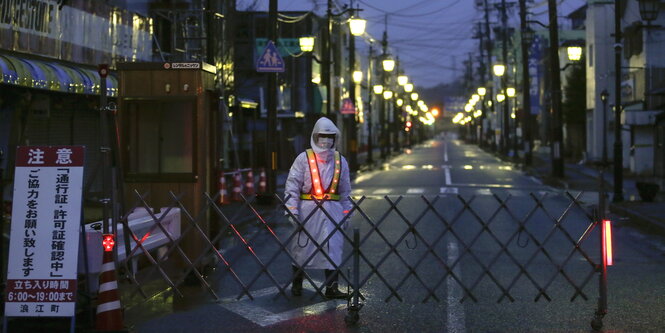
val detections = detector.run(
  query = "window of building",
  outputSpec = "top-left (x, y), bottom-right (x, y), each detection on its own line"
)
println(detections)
top-left (125, 99), bottom-right (195, 179)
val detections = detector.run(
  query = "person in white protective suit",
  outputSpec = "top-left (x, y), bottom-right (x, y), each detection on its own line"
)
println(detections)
top-left (284, 117), bottom-right (352, 299)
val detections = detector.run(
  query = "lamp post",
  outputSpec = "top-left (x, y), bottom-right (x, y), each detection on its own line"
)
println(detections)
top-left (493, 63), bottom-right (506, 153)
top-left (507, 86), bottom-right (518, 159)
top-left (347, 3), bottom-right (366, 173)
top-left (366, 44), bottom-right (375, 166)
top-left (613, 0), bottom-right (624, 201)
top-left (519, 0), bottom-right (532, 167)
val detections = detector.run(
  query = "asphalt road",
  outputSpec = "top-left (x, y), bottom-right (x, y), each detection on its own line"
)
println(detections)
top-left (134, 133), bottom-right (665, 333)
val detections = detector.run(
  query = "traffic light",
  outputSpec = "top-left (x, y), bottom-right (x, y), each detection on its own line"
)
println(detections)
top-left (405, 120), bottom-right (412, 132)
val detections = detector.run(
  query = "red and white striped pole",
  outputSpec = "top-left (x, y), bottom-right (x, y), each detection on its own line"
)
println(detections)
top-left (96, 234), bottom-right (124, 331)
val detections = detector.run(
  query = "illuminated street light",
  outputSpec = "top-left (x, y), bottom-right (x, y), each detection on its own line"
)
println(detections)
top-left (497, 93), bottom-right (506, 102)
top-left (383, 90), bottom-right (393, 99)
top-left (404, 83), bottom-right (414, 92)
top-left (506, 87), bottom-right (516, 97)
top-left (410, 92), bottom-right (418, 101)
top-left (382, 58), bottom-right (395, 72)
top-left (397, 75), bottom-right (408, 86)
top-left (352, 70), bottom-right (363, 84)
top-left (373, 84), bottom-right (384, 94)
top-left (567, 46), bottom-right (583, 61)
top-left (396, 98), bottom-right (404, 106)
top-left (493, 64), bottom-right (506, 77)
top-left (477, 87), bottom-right (487, 96)
top-left (299, 36), bottom-right (315, 52)
top-left (349, 16), bottom-right (367, 36)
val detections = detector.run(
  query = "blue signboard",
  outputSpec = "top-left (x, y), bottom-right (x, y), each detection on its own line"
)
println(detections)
top-left (256, 40), bottom-right (285, 73)
top-left (529, 35), bottom-right (543, 115)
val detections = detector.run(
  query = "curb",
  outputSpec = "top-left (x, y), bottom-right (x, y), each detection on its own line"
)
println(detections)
top-left (610, 203), bottom-right (665, 236)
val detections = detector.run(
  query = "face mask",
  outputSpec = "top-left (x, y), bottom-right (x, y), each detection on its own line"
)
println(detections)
top-left (317, 137), bottom-right (334, 149)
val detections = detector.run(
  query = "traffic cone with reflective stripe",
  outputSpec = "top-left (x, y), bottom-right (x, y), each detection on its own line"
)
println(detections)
top-left (232, 171), bottom-right (242, 201)
top-left (219, 171), bottom-right (231, 205)
top-left (258, 168), bottom-right (267, 194)
top-left (244, 170), bottom-right (255, 196)
top-left (96, 245), bottom-right (124, 331)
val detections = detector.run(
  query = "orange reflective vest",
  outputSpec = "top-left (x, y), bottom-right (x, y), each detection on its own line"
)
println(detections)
top-left (300, 149), bottom-right (341, 201)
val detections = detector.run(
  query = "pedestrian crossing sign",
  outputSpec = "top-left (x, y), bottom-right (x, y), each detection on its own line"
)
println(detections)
top-left (340, 98), bottom-right (356, 114)
top-left (256, 40), bottom-right (285, 73)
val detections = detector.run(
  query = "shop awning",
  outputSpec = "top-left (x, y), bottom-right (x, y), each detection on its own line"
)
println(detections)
top-left (0, 54), bottom-right (118, 97)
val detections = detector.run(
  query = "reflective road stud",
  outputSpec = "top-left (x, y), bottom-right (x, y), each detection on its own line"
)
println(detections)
top-left (96, 234), bottom-right (124, 331)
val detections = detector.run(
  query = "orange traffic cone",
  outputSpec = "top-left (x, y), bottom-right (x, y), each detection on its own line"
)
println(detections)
top-left (258, 168), bottom-right (267, 193)
top-left (219, 171), bottom-right (231, 205)
top-left (96, 238), bottom-right (124, 331)
top-left (232, 171), bottom-right (242, 201)
top-left (244, 170), bottom-right (255, 196)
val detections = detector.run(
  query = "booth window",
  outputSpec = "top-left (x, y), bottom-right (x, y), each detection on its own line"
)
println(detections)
top-left (125, 100), bottom-right (195, 179)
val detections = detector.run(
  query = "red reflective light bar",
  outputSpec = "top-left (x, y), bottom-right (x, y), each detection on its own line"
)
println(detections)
top-left (602, 220), bottom-right (613, 266)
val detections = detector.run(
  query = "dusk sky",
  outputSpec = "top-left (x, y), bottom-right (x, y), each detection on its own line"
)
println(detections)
top-left (238, 0), bottom-right (587, 88)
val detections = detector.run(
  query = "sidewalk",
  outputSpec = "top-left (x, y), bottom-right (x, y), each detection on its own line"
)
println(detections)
top-left (525, 148), bottom-right (665, 236)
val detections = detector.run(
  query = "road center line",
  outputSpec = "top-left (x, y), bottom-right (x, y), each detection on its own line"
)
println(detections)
top-left (444, 141), bottom-right (449, 162)
top-left (445, 167), bottom-right (452, 185)
top-left (447, 240), bottom-right (466, 332)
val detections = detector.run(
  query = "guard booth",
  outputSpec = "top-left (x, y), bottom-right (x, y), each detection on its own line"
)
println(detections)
top-left (116, 62), bottom-right (218, 264)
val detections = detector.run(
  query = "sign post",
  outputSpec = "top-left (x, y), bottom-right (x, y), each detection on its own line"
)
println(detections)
top-left (4, 146), bottom-right (84, 332)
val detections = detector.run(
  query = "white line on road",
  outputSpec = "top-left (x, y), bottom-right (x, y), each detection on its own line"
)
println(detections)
top-left (407, 188), bottom-right (425, 194)
top-left (219, 281), bottom-right (346, 327)
top-left (373, 188), bottom-right (392, 194)
top-left (447, 241), bottom-right (465, 333)
top-left (444, 141), bottom-right (449, 162)
top-left (440, 187), bottom-right (459, 194)
top-left (445, 167), bottom-right (452, 185)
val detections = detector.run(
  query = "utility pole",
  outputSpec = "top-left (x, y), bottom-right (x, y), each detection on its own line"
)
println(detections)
top-left (347, 1), bottom-right (358, 172)
top-left (266, 0), bottom-right (278, 197)
top-left (477, 21), bottom-right (486, 146)
top-left (548, 0), bottom-right (564, 178)
top-left (519, 0), bottom-right (532, 167)
top-left (613, 0), bottom-right (624, 201)
top-left (380, 20), bottom-right (388, 160)
top-left (499, 0), bottom-right (510, 156)
top-left (484, 0), bottom-right (494, 149)
top-left (367, 43), bottom-right (374, 166)
top-left (323, 0), bottom-right (333, 116)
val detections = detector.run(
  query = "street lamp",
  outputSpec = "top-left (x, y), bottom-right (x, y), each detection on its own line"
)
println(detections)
top-left (373, 84), bottom-right (384, 94)
top-left (383, 90), bottom-right (393, 99)
top-left (397, 75), bottom-right (408, 86)
top-left (299, 36), bottom-right (315, 52)
top-left (382, 57), bottom-right (395, 72)
top-left (477, 87), bottom-right (487, 96)
top-left (506, 87), bottom-right (516, 97)
top-left (349, 16), bottom-right (367, 36)
top-left (638, 0), bottom-right (660, 22)
top-left (496, 93), bottom-right (506, 102)
top-left (404, 83), bottom-right (414, 93)
top-left (410, 92), bottom-right (418, 101)
top-left (352, 70), bottom-right (363, 84)
top-left (566, 46), bottom-right (583, 61)
top-left (493, 64), bottom-right (506, 77)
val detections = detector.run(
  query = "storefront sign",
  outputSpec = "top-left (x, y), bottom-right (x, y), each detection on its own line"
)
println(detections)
top-left (0, 0), bottom-right (152, 64)
top-left (4, 146), bottom-right (84, 317)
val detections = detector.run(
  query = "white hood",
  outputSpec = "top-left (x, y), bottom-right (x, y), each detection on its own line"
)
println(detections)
top-left (310, 117), bottom-right (340, 154)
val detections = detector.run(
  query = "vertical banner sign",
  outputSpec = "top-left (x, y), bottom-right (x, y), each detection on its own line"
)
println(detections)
top-left (528, 35), bottom-right (543, 115)
top-left (5, 146), bottom-right (85, 317)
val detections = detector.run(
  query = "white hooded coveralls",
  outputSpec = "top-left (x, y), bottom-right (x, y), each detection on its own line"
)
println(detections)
top-left (284, 117), bottom-right (353, 269)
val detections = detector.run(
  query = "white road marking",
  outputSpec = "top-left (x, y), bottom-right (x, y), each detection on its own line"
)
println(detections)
top-left (530, 176), bottom-right (543, 185)
top-left (440, 187), bottom-right (459, 194)
top-left (445, 167), bottom-right (452, 185)
top-left (373, 188), bottom-right (392, 194)
top-left (444, 141), bottom-right (449, 162)
top-left (219, 281), bottom-right (346, 327)
top-left (407, 188), bottom-right (425, 194)
top-left (447, 241), bottom-right (465, 333)
top-left (354, 172), bottom-right (376, 184)
top-left (476, 189), bottom-right (492, 195)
